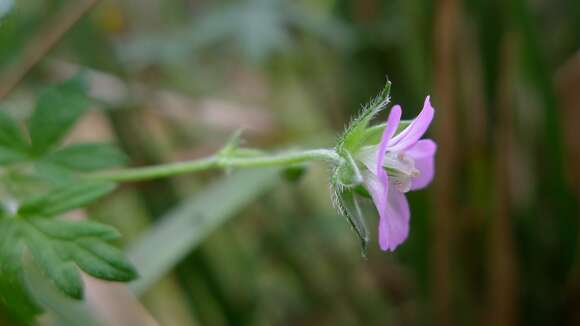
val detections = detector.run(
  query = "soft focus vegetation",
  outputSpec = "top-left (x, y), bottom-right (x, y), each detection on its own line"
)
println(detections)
top-left (1, 0), bottom-right (579, 325)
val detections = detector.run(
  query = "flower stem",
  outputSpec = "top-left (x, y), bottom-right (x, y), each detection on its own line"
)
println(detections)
top-left (91, 149), bottom-right (341, 182)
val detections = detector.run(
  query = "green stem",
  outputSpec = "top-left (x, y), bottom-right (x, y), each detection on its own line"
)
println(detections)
top-left (91, 149), bottom-right (341, 182)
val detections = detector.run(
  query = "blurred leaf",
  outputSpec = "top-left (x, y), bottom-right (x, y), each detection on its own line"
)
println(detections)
top-left (23, 222), bottom-right (84, 299)
top-left (0, 108), bottom-right (27, 150)
top-left (43, 143), bottom-right (128, 172)
top-left (0, 146), bottom-right (27, 165)
top-left (28, 218), bottom-right (120, 241)
top-left (128, 168), bottom-right (280, 294)
top-left (0, 217), bottom-right (137, 304)
top-left (29, 77), bottom-right (89, 155)
top-left (33, 161), bottom-right (79, 184)
top-left (0, 220), bottom-right (40, 322)
top-left (281, 165), bottom-right (307, 182)
top-left (23, 257), bottom-right (101, 326)
top-left (18, 181), bottom-right (117, 217)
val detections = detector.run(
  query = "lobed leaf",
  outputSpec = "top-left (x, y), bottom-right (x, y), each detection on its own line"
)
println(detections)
top-left (0, 217), bottom-right (138, 310)
top-left (23, 224), bottom-right (84, 299)
top-left (0, 146), bottom-right (28, 165)
top-left (42, 143), bottom-right (128, 172)
top-left (18, 180), bottom-right (117, 217)
top-left (0, 220), bottom-right (41, 321)
top-left (74, 238), bottom-right (138, 281)
top-left (0, 108), bottom-right (28, 151)
top-left (29, 218), bottom-right (120, 241)
top-left (28, 77), bottom-right (90, 155)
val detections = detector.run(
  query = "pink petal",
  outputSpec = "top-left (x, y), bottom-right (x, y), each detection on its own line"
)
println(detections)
top-left (388, 96), bottom-right (434, 152)
top-left (366, 171), bottom-right (412, 252)
top-left (376, 105), bottom-right (402, 175)
top-left (406, 139), bottom-right (436, 190)
top-left (375, 105), bottom-right (401, 188)
top-left (364, 172), bottom-right (390, 247)
top-left (378, 186), bottom-right (411, 251)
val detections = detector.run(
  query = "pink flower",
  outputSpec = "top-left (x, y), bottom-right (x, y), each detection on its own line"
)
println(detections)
top-left (357, 97), bottom-right (436, 251)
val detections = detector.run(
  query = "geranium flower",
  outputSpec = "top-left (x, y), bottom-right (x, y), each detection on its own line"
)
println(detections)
top-left (356, 97), bottom-right (436, 251)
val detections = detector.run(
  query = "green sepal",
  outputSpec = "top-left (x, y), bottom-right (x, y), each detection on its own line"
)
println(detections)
top-left (335, 189), bottom-right (369, 257)
top-left (360, 120), bottom-right (412, 147)
top-left (336, 81), bottom-right (391, 155)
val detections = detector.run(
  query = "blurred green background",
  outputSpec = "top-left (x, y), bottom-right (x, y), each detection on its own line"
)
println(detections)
top-left (1, 0), bottom-right (580, 325)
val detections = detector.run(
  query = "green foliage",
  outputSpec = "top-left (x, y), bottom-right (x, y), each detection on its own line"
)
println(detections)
top-left (23, 258), bottom-right (101, 326)
top-left (29, 77), bottom-right (89, 155)
top-left (281, 165), bottom-right (307, 182)
top-left (0, 217), bottom-right (137, 302)
top-left (0, 108), bottom-right (28, 165)
top-left (18, 181), bottom-right (116, 217)
top-left (0, 108), bottom-right (27, 150)
top-left (0, 77), bottom-right (135, 320)
top-left (42, 143), bottom-right (128, 172)
top-left (0, 220), bottom-right (41, 323)
top-left (0, 78), bottom-right (126, 176)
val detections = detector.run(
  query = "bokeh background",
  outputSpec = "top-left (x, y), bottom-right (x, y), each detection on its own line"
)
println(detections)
top-left (1, 0), bottom-right (580, 325)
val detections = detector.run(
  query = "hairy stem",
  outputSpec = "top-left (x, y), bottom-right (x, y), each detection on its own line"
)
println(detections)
top-left (91, 149), bottom-right (341, 182)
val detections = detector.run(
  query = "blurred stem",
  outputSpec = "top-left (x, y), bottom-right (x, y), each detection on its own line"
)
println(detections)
top-left (0, 0), bottom-right (102, 99)
top-left (92, 149), bottom-right (341, 182)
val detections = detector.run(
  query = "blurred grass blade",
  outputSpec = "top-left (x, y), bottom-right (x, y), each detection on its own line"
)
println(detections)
top-left (128, 169), bottom-right (280, 295)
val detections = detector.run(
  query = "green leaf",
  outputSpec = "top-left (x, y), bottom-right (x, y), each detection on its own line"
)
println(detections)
top-left (73, 238), bottom-right (137, 281)
top-left (23, 224), bottom-right (84, 299)
top-left (0, 108), bottom-right (28, 150)
top-left (281, 165), bottom-right (307, 182)
top-left (29, 77), bottom-right (90, 154)
top-left (128, 168), bottom-right (280, 294)
top-left (33, 160), bottom-right (78, 184)
top-left (18, 181), bottom-right (117, 217)
top-left (29, 218), bottom-right (120, 241)
top-left (42, 143), bottom-right (128, 172)
top-left (0, 146), bottom-right (28, 165)
top-left (337, 81), bottom-right (391, 155)
top-left (0, 220), bottom-right (41, 322)
top-left (0, 217), bottom-right (138, 307)
top-left (23, 258), bottom-right (101, 326)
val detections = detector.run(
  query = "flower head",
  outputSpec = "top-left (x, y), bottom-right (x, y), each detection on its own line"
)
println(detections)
top-left (356, 97), bottom-right (436, 251)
